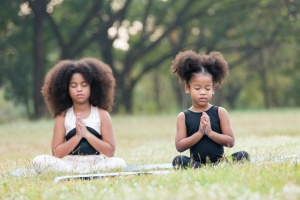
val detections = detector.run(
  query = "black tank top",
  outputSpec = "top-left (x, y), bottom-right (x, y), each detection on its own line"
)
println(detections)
top-left (184, 106), bottom-right (224, 164)
top-left (65, 127), bottom-right (102, 155)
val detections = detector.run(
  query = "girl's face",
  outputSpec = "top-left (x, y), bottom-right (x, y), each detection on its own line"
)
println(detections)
top-left (69, 73), bottom-right (91, 105)
top-left (185, 73), bottom-right (214, 109)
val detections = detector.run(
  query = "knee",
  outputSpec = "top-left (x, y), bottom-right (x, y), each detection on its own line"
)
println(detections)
top-left (33, 155), bottom-right (51, 164)
top-left (234, 151), bottom-right (250, 162)
top-left (32, 155), bottom-right (48, 173)
top-left (32, 155), bottom-right (55, 172)
top-left (240, 151), bottom-right (250, 161)
top-left (172, 155), bottom-right (183, 166)
top-left (114, 157), bottom-right (127, 168)
top-left (172, 155), bottom-right (190, 169)
top-left (105, 157), bottom-right (127, 169)
top-left (32, 155), bottom-right (45, 166)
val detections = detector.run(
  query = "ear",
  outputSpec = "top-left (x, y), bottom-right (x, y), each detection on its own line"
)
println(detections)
top-left (212, 87), bottom-right (215, 95)
top-left (184, 84), bottom-right (190, 93)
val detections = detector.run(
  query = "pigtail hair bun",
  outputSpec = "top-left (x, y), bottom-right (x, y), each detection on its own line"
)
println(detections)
top-left (171, 50), bottom-right (202, 82)
top-left (201, 51), bottom-right (229, 87)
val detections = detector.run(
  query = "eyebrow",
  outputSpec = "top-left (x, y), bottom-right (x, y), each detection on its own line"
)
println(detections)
top-left (194, 84), bottom-right (212, 87)
top-left (70, 81), bottom-right (88, 84)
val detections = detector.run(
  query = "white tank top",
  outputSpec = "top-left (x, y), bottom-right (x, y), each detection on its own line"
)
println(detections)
top-left (65, 106), bottom-right (101, 135)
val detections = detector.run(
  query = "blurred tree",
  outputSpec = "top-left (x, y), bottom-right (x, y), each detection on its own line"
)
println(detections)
top-left (42, 0), bottom-right (221, 113)
top-left (201, 0), bottom-right (300, 109)
top-left (2, 0), bottom-right (220, 116)
top-left (28, 0), bottom-right (48, 118)
top-left (0, 1), bottom-right (34, 116)
top-left (0, 0), bottom-right (299, 118)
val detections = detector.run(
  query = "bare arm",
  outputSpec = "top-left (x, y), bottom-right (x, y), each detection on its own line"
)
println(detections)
top-left (203, 107), bottom-right (235, 147)
top-left (51, 114), bottom-right (82, 158)
top-left (80, 109), bottom-right (115, 157)
top-left (175, 112), bottom-right (205, 152)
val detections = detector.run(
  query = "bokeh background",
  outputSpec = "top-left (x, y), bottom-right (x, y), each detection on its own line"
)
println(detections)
top-left (0, 0), bottom-right (299, 121)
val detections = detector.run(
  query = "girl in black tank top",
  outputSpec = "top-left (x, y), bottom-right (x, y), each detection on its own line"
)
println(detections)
top-left (184, 106), bottom-right (224, 164)
top-left (170, 50), bottom-right (250, 168)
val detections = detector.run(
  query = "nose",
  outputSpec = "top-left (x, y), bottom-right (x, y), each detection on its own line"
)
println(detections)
top-left (76, 85), bottom-right (83, 91)
top-left (200, 88), bottom-right (206, 95)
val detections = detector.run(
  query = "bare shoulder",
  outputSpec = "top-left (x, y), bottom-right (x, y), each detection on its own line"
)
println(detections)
top-left (177, 111), bottom-right (185, 122)
top-left (217, 106), bottom-right (229, 118)
top-left (55, 111), bottom-right (66, 122)
top-left (217, 106), bottom-right (228, 113)
top-left (53, 112), bottom-right (66, 133)
top-left (178, 111), bottom-right (185, 118)
top-left (98, 108), bottom-right (112, 120)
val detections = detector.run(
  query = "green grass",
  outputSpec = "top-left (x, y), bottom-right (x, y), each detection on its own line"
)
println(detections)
top-left (1, 109), bottom-right (300, 199)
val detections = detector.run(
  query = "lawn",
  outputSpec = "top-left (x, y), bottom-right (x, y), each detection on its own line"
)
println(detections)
top-left (1, 109), bottom-right (300, 199)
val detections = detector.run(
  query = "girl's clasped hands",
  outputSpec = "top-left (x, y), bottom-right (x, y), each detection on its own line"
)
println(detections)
top-left (76, 113), bottom-right (89, 139)
top-left (199, 112), bottom-right (212, 136)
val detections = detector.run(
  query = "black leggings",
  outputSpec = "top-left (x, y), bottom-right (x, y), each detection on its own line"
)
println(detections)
top-left (172, 151), bottom-right (250, 169)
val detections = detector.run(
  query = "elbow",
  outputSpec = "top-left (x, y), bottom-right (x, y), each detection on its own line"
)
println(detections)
top-left (227, 139), bottom-right (235, 148)
top-left (52, 150), bottom-right (64, 159)
top-left (52, 148), bottom-right (63, 158)
top-left (106, 152), bottom-right (115, 157)
top-left (176, 148), bottom-right (185, 153)
top-left (52, 153), bottom-right (64, 159)
top-left (175, 144), bottom-right (186, 153)
top-left (104, 148), bottom-right (115, 157)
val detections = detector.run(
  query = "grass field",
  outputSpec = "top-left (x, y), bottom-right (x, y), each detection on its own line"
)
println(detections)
top-left (1, 109), bottom-right (300, 199)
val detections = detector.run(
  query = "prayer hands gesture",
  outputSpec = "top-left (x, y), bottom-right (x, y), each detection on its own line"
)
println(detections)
top-left (199, 112), bottom-right (212, 136)
top-left (75, 113), bottom-right (89, 138)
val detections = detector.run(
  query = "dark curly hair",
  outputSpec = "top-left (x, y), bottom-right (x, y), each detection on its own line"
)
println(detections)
top-left (171, 50), bottom-right (229, 88)
top-left (42, 57), bottom-right (115, 117)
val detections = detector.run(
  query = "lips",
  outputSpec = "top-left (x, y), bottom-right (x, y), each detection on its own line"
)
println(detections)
top-left (199, 98), bottom-right (206, 102)
top-left (77, 94), bottom-right (84, 98)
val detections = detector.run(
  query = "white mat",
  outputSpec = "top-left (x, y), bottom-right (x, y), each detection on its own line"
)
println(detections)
top-left (10, 154), bottom-right (299, 179)
top-left (125, 163), bottom-right (173, 171)
top-left (53, 170), bottom-right (171, 183)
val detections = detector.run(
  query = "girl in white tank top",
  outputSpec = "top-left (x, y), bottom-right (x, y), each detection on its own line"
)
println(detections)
top-left (32, 58), bottom-right (126, 173)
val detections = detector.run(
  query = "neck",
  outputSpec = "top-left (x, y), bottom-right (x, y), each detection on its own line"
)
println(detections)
top-left (73, 103), bottom-right (91, 113)
top-left (190, 104), bottom-right (212, 112)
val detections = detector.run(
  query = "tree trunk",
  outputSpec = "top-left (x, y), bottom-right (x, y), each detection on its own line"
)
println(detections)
top-left (153, 73), bottom-right (161, 111)
top-left (112, 71), bottom-right (133, 114)
top-left (171, 78), bottom-right (190, 111)
top-left (224, 84), bottom-right (242, 109)
top-left (118, 86), bottom-right (133, 114)
top-left (260, 49), bottom-right (271, 109)
top-left (30, 0), bottom-right (47, 119)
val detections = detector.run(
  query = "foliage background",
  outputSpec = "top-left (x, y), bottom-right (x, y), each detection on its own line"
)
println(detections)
top-left (0, 0), bottom-right (300, 120)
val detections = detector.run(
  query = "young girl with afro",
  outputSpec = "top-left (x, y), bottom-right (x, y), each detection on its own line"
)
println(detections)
top-left (33, 58), bottom-right (126, 173)
top-left (171, 50), bottom-right (250, 169)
